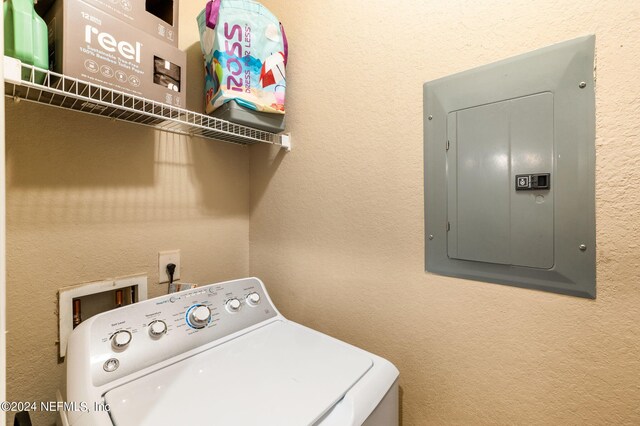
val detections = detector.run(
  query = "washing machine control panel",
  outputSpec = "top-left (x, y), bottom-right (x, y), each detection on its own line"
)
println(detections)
top-left (81, 278), bottom-right (277, 387)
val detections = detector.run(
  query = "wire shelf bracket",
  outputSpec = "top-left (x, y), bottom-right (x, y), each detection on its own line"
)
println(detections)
top-left (3, 56), bottom-right (291, 151)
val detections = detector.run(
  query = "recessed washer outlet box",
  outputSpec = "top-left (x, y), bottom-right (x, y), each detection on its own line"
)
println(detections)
top-left (424, 35), bottom-right (596, 298)
top-left (58, 274), bottom-right (148, 357)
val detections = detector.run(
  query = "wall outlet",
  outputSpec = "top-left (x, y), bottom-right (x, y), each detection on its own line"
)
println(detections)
top-left (159, 250), bottom-right (181, 284)
top-left (58, 274), bottom-right (148, 357)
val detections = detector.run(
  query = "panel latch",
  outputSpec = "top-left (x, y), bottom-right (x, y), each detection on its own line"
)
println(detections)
top-left (515, 173), bottom-right (550, 191)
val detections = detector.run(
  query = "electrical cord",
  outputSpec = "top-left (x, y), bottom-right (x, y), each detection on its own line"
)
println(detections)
top-left (167, 263), bottom-right (176, 292)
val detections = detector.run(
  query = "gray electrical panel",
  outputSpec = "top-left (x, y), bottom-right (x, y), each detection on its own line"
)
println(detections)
top-left (424, 36), bottom-right (596, 298)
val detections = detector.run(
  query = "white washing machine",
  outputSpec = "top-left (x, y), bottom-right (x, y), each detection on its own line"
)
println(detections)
top-left (59, 277), bottom-right (399, 426)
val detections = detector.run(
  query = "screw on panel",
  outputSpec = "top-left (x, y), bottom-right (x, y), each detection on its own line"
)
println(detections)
top-left (428, 235), bottom-right (434, 240)
top-left (579, 244), bottom-right (587, 251)
top-left (428, 115), bottom-right (433, 120)
top-left (579, 82), bottom-right (587, 88)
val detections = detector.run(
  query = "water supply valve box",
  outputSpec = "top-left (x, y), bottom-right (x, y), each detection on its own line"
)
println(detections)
top-left (45, 0), bottom-right (186, 106)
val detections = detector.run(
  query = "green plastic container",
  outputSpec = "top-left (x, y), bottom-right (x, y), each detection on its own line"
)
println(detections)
top-left (4, 0), bottom-right (48, 82)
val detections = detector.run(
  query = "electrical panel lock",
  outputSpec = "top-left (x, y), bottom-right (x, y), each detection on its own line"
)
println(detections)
top-left (515, 173), bottom-right (551, 191)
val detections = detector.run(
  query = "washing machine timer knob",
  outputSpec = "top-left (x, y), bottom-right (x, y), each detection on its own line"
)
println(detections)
top-left (246, 292), bottom-right (261, 306)
top-left (149, 320), bottom-right (167, 337)
top-left (226, 298), bottom-right (241, 313)
top-left (111, 330), bottom-right (132, 350)
top-left (188, 305), bottom-right (211, 328)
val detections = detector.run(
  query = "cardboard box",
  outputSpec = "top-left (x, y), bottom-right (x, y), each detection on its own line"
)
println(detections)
top-left (81, 0), bottom-right (178, 47)
top-left (46, 0), bottom-right (186, 107)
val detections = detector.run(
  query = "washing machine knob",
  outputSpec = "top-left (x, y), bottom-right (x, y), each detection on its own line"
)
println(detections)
top-left (226, 298), bottom-right (241, 313)
top-left (246, 292), bottom-right (261, 306)
top-left (111, 330), bottom-right (132, 350)
top-left (149, 320), bottom-right (167, 337)
top-left (189, 305), bottom-right (211, 328)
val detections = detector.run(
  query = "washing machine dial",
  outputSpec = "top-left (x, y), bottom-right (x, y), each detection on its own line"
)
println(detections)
top-left (246, 292), bottom-right (261, 307)
top-left (188, 305), bottom-right (211, 328)
top-left (111, 330), bottom-right (132, 350)
top-left (149, 320), bottom-right (167, 338)
top-left (225, 298), bottom-right (241, 313)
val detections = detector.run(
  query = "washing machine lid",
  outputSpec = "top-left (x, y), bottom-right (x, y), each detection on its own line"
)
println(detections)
top-left (104, 320), bottom-right (373, 426)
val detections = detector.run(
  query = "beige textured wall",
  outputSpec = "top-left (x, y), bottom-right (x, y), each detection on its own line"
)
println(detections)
top-left (5, 2), bottom-right (250, 425)
top-left (251, 1), bottom-right (640, 425)
top-left (0, 9), bottom-right (6, 426)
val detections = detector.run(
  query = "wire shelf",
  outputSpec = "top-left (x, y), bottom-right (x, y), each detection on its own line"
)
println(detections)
top-left (3, 57), bottom-right (290, 150)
